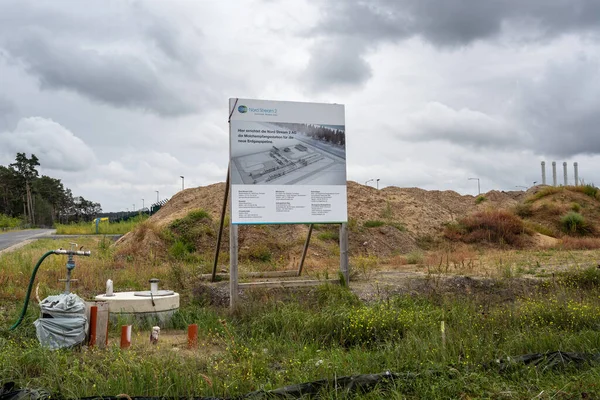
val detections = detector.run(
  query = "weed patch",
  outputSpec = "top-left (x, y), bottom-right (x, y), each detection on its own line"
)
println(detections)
top-left (444, 210), bottom-right (528, 247)
top-left (561, 212), bottom-right (593, 235)
top-left (364, 220), bottom-right (385, 228)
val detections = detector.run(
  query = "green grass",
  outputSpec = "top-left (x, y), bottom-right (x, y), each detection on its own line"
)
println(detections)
top-left (55, 215), bottom-right (148, 234)
top-left (4, 241), bottom-right (600, 398)
top-left (4, 277), bottom-right (600, 398)
top-left (363, 220), bottom-right (385, 228)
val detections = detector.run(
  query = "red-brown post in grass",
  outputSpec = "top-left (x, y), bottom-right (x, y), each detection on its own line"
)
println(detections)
top-left (89, 306), bottom-right (98, 347)
top-left (188, 324), bottom-right (198, 349)
top-left (120, 325), bottom-right (132, 349)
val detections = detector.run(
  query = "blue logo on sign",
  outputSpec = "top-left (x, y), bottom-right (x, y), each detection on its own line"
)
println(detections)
top-left (238, 105), bottom-right (248, 113)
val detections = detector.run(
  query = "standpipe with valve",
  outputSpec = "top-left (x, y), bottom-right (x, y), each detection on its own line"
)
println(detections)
top-left (9, 243), bottom-right (91, 331)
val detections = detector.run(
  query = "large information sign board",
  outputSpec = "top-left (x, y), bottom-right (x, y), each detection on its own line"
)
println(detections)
top-left (229, 98), bottom-right (347, 225)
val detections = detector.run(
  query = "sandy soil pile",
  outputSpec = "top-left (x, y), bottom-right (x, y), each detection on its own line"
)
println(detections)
top-left (117, 181), bottom-right (530, 259)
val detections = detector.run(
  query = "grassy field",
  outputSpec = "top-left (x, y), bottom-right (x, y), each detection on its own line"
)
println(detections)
top-left (54, 215), bottom-right (148, 235)
top-left (2, 237), bottom-right (600, 398)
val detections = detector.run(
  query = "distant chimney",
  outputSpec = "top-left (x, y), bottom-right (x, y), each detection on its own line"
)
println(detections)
top-left (574, 162), bottom-right (579, 186)
top-left (563, 162), bottom-right (568, 186)
top-left (541, 161), bottom-right (546, 185)
top-left (552, 161), bottom-right (557, 186)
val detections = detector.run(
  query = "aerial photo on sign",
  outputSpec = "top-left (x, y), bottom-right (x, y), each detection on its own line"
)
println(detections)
top-left (230, 122), bottom-right (345, 186)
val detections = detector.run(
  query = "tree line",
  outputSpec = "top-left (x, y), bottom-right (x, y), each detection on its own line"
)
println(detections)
top-left (0, 153), bottom-right (102, 226)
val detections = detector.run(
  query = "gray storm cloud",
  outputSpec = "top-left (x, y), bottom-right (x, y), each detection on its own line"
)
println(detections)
top-left (308, 0), bottom-right (600, 88)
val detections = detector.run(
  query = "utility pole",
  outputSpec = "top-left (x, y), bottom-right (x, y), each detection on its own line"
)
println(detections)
top-left (468, 178), bottom-right (480, 195)
top-left (180, 176), bottom-right (184, 191)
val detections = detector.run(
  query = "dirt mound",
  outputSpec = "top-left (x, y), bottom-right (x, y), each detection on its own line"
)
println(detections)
top-left (117, 181), bottom-right (533, 264)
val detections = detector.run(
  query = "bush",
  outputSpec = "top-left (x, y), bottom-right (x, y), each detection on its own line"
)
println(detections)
top-left (247, 245), bottom-right (272, 262)
top-left (363, 220), bottom-right (385, 228)
top-left (169, 239), bottom-right (194, 259)
top-left (560, 212), bottom-right (592, 235)
top-left (0, 214), bottom-right (22, 229)
top-left (445, 210), bottom-right (527, 246)
top-left (475, 195), bottom-right (486, 204)
top-left (406, 250), bottom-right (424, 264)
top-left (514, 203), bottom-right (533, 218)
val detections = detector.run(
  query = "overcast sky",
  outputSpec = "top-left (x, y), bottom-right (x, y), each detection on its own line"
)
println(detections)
top-left (1, 0), bottom-right (600, 211)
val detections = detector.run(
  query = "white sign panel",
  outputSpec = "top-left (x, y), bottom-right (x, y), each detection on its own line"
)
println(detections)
top-left (229, 98), bottom-right (347, 224)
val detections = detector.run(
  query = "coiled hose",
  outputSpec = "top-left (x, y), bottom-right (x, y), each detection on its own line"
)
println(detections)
top-left (9, 250), bottom-right (56, 330)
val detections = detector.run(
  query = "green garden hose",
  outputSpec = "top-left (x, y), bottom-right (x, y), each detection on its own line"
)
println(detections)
top-left (9, 250), bottom-right (56, 331)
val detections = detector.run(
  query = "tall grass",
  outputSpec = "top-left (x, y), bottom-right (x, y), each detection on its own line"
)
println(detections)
top-left (55, 215), bottom-right (148, 235)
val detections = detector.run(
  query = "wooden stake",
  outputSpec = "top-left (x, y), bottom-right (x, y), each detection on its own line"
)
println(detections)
top-left (297, 224), bottom-right (313, 276)
top-left (212, 165), bottom-right (230, 282)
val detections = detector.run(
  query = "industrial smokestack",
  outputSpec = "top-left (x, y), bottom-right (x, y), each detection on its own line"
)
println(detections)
top-left (552, 161), bottom-right (557, 186)
top-left (541, 161), bottom-right (546, 185)
top-left (574, 162), bottom-right (579, 186)
top-left (563, 162), bottom-right (568, 186)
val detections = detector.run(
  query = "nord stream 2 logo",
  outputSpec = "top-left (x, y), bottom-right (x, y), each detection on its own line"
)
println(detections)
top-left (238, 104), bottom-right (278, 115)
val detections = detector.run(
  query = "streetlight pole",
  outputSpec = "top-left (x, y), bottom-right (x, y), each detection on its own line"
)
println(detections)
top-left (468, 178), bottom-right (480, 195)
top-left (155, 190), bottom-right (159, 202)
top-left (180, 176), bottom-right (184, 191)
top-left (365, 179), bottom-right (374, 186)
top-left (376, 178), bottom-right (380, 190)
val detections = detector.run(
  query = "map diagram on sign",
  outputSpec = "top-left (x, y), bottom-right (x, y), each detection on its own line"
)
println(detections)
top-left (230, 122), bottom-right (346, 186)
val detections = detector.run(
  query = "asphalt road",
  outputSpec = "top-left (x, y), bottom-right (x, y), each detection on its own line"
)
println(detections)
top-left (0, 229), bottom-right (56, 251)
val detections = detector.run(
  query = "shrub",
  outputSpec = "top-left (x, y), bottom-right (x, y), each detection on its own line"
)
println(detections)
top-left (364, 220), bottom-right (385, 228)
top-left (560, 212), bottom-right (592, 235)
top-left (406, 250), bottom-right (424, 264)
top-left (247, 245), bottom-right (272, 262)
top-left (0, 214), bottom-right (22, 229)
top-left (475, 195), bottom-right (486, 204)
top-left (514, 203), bottom-right (533, 218)
top-left (445, 210), bottom-right (527, 246)
top-left (169, 239), bottom-right (194, 260)
top-left (570, 202), bottom-right (581, 212)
